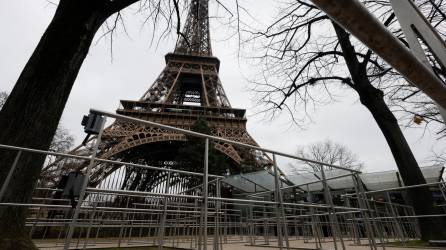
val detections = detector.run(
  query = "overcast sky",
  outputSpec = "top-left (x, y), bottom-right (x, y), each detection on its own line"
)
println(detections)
top-left (0, 0), bottom-right (444, 174)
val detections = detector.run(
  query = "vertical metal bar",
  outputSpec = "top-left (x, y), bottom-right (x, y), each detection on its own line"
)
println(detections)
top-left (272, 154), bottom-right (285, 250)
top-left (63, 117), bottom-right (106, 250)
top-left (409, 206), bottom-right (421, 239)
top-left (158, 172), bottom-right (171, 249)
top-left (188, 210), bottom-right (193, 249)
top-left (345, 197), bottom-right (360, 244)
top-left (383, 201), bottom-right (396, 241)
top-left (0, 150), bottom-right (22, 201)
top-left (408, 207), bottom-right (419, 239)
top-left (203, 138), bottom-right (209, 250)
top-left (214, 179), bottom-right (221, 250)
top-left (263, 204), bottom-right (269, 245)
top-left (82, 200), bottom-right (99, 249)
top-left (195, 198), bottom-right (201, 250)
top-left (118, 197), bottom-right (131, 247)
top-left (148, 205), bottom-right (154, 243)
top-left (385, 192), bottom-right (405, 244)
top-left (352, 174), bottom-right (374, 249)
top-left (279, 170), bottom-right (290, 250)
top-left (94, 211), bottom-right (104, 243)
top-left (353, 174), bottom-right (380, 250)
top-left (28, 202), bottom-right (42, 238)
top-left (249, 202), bottom-right (255, 245)
top-left (319, 166), bottom-right (344, 250)
top-left (224, 203), bottom-right (228, 244)
top-left (174, 200), bottom-right (181, 248)
top-left (294, 208), bottom-right (298, 240)
top-left (439, 183), bottom-right (446, 211)
top-left (306, 184), bottom-right (320, 248)
top-left (127, 204), bottom-right (137, 245)
top-left (75, 226), bottom-right (83, 249)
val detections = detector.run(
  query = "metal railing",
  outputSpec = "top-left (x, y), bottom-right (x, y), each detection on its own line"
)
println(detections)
top-left (0, 109), bottom-right (444, 250)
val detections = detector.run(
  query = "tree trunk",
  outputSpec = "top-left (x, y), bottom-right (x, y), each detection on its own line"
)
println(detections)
top-left (332, 22), bottom-right (446, 241)
top-left (0, 1), bottom-right (110, 249)
top-left (358, 81), bottom-right (446, 241)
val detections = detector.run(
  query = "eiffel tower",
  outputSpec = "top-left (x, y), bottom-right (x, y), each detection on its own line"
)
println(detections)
top-left (43, 0), bottom-right (266, 190)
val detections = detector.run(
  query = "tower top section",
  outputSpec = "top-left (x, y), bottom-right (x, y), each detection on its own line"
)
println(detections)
top-left (174, 0), bottom-right (212, 56)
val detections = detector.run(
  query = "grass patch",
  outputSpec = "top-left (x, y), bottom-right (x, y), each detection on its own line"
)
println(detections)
top-left (384, 240), bottom-right (432, 247)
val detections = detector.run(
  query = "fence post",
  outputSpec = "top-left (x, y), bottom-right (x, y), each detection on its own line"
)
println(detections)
top-left (158, 172), bottom-right (171, 249)
top-left (272, 154), bottom-right (289, 249)
top-left (203, 138), bottom-right (209, 250)
top-left (320, 166), bottom-right (345, 250)
top-left (63, 117), bottom-right (106, 250)
top-left (352, 174), bottom-right (379, 250)
top-left (214, 179), bottom-right (221, 250)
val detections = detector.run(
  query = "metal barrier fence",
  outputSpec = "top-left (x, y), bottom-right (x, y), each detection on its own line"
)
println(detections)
top-left (0, 109), bottom-right (445, 250)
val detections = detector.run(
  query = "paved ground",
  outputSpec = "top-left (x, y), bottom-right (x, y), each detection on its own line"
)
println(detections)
top-left (34, 236), bottom-right (437, 250)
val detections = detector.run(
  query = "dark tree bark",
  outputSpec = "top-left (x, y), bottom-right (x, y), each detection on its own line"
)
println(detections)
top-left (0, 0), bottom-right (136, 248)
top-left (332, 21), bottom-right (446, 241)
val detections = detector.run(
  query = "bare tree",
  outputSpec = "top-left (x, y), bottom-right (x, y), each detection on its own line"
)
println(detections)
top-left (49, 127), bottom-right (74, 153)
top-left (0, 0), bottom-right (243, 247)
top-left (384, 47), bottom-right (446, 137)
top-left (293, 139), bottom-right (363, 172)
top-left (246, 0), bottom-right (446, 240)
top-left (1, 91), bottom-right (75, 189)
top-left (429, 148), bottom-right (446, 166)
top-left (0, 1), bottom-right (183, 248)
top-left (0, 92), bottom-right (74, 156)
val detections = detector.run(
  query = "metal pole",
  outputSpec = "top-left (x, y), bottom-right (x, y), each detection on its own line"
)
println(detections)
top-left (118, 197), bottom-right (131, 247)
top-left (224, 203), bottom-right (228, 244)
top-left (263, 204), bottom-right (270, 245)
top-left (214, 179), bottom-right (221, 250)
top-left (345, 197), bottom-right (360, 244)
top-left (82, 200), bottom-right (99, 249)
top-left (279, 170), bottom-right (290, 250)
top-left (195, 198), bottom-right (200, 249)
top-left (439, 183), bottom-right (446, 213)
top-left (272, 154), bottom-right (285, 250)
top-left (249, 202), bottom-right (255, 245)
top-left (63, 117), bottom-right (106, 250)
top-left (385, 192), bottom-right (405, 244)
top-left (319, 166), bottom-right (341, 250)
top-left (0, 150), bottom-right (22, 201)
top-left (352, 174), bottom-right (379, 250)
top-left (307, 185), bottom-right (322, 249)
top-left (158, 172), bottom-right (171, 249)
top-left (203, 138), bottom-right (209, 250)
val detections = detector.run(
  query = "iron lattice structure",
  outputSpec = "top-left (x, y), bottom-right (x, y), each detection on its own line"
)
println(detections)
top-left (174, 0), bottom-right (212, 56)
top-left (43, 0), bottom-right (267, 190)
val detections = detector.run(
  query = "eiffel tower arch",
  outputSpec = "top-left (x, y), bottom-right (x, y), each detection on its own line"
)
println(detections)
top-left (44, 0), bottom-right (267, 190)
